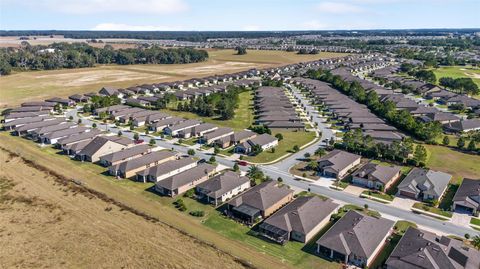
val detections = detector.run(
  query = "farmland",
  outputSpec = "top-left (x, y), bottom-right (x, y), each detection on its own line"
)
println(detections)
top-left (0, 49), bottom-right (347, 108)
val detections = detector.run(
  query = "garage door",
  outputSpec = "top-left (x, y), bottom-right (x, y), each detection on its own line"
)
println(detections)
top-left (454, 204), bottom-right (474, 214)
top-left (400, 190), bottom-right (416, 199)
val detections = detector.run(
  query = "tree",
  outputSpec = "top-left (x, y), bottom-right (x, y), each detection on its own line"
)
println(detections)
top-left (213, 146), bottom-right (220, 155)
top-left (467, 140), bottom-right (476, 151)
top-left (414, 145), bottom-right (427, 165)
top-left (277, 177), bottom-right (283, 182)
top-left (235, 47), bottom-right (247, 55)
top-left (77, 119), bottom-right (82, 124)
top-left (133, 133), bottom-right (139, 141)
top-left (247, 165), bottom-right (264, 182)
top-left (92, 123), bottom-right (97, 128)
top-left (457, 137), bottom-right (466, 149)
top-left (187, 149), bottom-right (195, 156)
top-left (307, 161), bottom-right (319, 171)
top-left (149, 138), bottom-right (156, 146)
top-left (442, 136), bottom-right (450, 146)
top-left (304, 152), bottom-right (311, 159)
top-left (364, 204), bottom-right (369, 210)
top-left (233, 163), bottom-right (239, 172)
top-left (314, 147), bottom-right (326, 156)
top-left (275, 133), bottom-right (284, 141)
top-left (292, 145), bottom-right (300, 152)
top-left (117, 130), bottom-right (122, 137)
top-left (208, 156), bottom-right (216, 164)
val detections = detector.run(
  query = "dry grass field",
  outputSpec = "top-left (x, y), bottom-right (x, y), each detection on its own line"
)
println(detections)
top-left (0, 49), bottom-right (347, 108)
top-left (0, 133), bottom-right (297, 269)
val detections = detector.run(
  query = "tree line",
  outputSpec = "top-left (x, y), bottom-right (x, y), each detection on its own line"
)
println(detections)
top-left (0, 42), bottom-right (208, 75)
top-left (439, 77), bottom-right (479, 96)
top-left (176, 86), bottom-right (245, 120)
top-left (307, 69), bottom-right (443, 142)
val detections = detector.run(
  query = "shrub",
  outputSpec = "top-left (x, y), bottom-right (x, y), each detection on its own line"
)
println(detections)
top-left (189, 210), bottom-right (205, 217)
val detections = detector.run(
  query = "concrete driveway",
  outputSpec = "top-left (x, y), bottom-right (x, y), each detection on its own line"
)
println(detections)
top-left (391, 196), bottom-right (416, 211)
top-left (343, 185), bottom-right (365, 196)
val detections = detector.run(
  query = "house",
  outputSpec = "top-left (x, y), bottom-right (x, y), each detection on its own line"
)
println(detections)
top-left (196, 171), bottom-right (251, 206)
top-left (385, 227), bottom-right (480, 269)
top-left (2, 116), bottom-right (54, 131)
top-left (163, 119), bottom-right (201, 137)
top-left (109, 150), bottom-right (176, 179)
top-left (69, 94), bottom-right (89, 103)
top-left (317, 150), bottom-right (362, 179)
top-left (45, 97), bottom-right (75, 107)
top-left (14, 118), bottom-right (65, 136)
top-left (99, 86), bottom-right (121, 97)
top-left (154, 163), bottom-right (216, 197)
top-left (231, 130), bottom-right (257, 144)
top-left (452, 178), bottom-right (480, 215)
top-left (137, 157), bottom-right (198, 183)
top-left (3, 111), bottom-right (50, 123)
top-left (200, 127), bottom-right (234, 145)
top-left (76, 136), bottom-right (133, 163)
top-left (316, 210), bottom-right (394, 268)
top-left (40, 126), bottom-right (89, 144)
top-left (444, 119), bottom-right (480, 133)
top-left (188, 123), bottom-right (218, 138)
top-left (227, 180), bottom-right (294, 225)
top-left (30, 121), bottom-right (76, 140)
top-left (234, 134), bottom-right (278, 154)
top-left (397, 168), bottom-right (452, 201)
top-left (21, 101), bottom-right (56, 108)
top-left (148, 117), bottom-right (184, 132)
top-left (258, 196), bottom-right (339, 244)
top-left (351, 162), bottom-right (402, 191)
top-left (99, 144), bottom-right (151, 167)
top-left (56, 129), bottom-right (102, 150)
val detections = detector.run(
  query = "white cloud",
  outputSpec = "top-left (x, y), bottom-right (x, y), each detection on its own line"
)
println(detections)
top-left (28, 0), bottom-right (188, 15)
top-left (92, 23), bottom-right (183, 31)
top-left (315, 2), bottom-right (366, 14)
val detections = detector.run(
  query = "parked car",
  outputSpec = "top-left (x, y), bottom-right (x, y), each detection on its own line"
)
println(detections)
top-left (237, 160), bottom-right (248, 166)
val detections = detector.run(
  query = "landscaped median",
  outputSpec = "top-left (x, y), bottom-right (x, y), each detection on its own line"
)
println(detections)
top-left (360, 190), bottom-right (394, 204)
top-left (412, 202), bottom-right (452, 220)
top-left (470, 218), bottom-right (480, 230)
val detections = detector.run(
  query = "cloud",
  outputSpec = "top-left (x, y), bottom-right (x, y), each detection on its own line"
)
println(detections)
top-left (315, 2), bottom-right (366, 14)
top-left (301, 20), bottom-right (329, 30)
top-left (92, 23), bottom-right (183, 31)
top-left (242, 25), bottom-right (261, 31)
top-left (26, 0), bottom-right (189, 15)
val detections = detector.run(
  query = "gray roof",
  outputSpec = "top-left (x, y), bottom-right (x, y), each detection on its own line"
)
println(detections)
top-left (193, 123), bottom-right (217, 133)
top-left (197, 171), bottom-right (250, 198)
top-left (386, 227), bottom-right (480, 269)
top-left (318, 150), bottom-right (361, 173)
top-left (143, 157), bottom-right (197, 178)
top-left (203, 127), bottom-right (234, 140)
top-left (4, 111), bottom-right (49, 120)
top-left (78, 136), bottom-right (132, 157)
top-left (167, 119), bottom-right (201, 132)
top-left (35, 122), bottom-right (76, 136)
top-left (352, 162), bottom-right (401, 184)
top-left (247, 134), bottom-right (278, 147)
top-left (57, 129), bottom-right (103, 145)
top-left (42, 126), bottom-right (89, 139)
top-left (397, 168), bottom-right (452, 198)
top-left (452, 178), bottom-right (480, 210)
top-left (261, 196), bottom-right (338, 235)
top-left (316, 210), bottom-right (394, 258)
top-left (232, 130), bottom-right (257, 142)
top-left (113, 150), bottom-right (176, 173)
top-left (228, 180), bottom-right (294, 211)
top-left (445, 119), bottom-right (480, 132)
top-left (3, 116), bottom-right (54, 128)
top-left (100, 144), bottom-right (151, 163)
top-left (156, 163), bottom-right (215, 190)
top-left (15, 118), bottom-right (65, 132)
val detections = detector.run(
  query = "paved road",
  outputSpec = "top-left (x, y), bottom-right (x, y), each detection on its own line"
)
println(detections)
top-left (65, 96), bottom-right (479, 237)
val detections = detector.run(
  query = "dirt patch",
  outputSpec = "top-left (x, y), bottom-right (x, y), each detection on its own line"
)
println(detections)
top-left (0, 148), bottom-right (250, 269)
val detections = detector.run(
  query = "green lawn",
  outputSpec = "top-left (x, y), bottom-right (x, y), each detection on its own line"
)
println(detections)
top-left (439, 184), bottom-right (459, 211)
top-left (163, 90), bottom-right (254, 131)
top-left (425, 145), bottom-right (480, 184)
top-left (432, 65), bottom-right (480, 88)
top-left (471, 218), bottom-right (480, 226)
top-left (393, 220), bottom-right (418, 235)
top-left (361, 190), bottom-right (394, 202)
top-left (413, 202), bottom-right (453, 218)
top-left (245, 131), bottom-right (317, 163)
top-left (336, 204), bottom-right (381, 218)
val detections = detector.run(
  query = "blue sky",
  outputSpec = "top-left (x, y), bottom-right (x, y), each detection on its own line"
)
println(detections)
top-left (1, 0), bottom-right (479, 31)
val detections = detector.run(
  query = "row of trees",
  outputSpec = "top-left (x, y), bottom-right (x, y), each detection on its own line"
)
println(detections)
top-left (0, 42), bottom-right (209, 75)
top-left (338, 129), bottom-right (427, 166)
top-left (82, 95), bottom-right (121, 114)
top-left (439, 77), bottom-right (479, 95)
top-left (176, 86), bottom-right (244, 120)
top-left (307, 69), bottom-right (443, 142)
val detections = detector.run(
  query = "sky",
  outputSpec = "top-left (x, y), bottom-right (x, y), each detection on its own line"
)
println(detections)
top-left (1, 0), bottom-right (479, 31)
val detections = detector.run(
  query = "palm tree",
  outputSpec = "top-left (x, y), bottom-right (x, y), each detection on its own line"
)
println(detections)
top-left (472, 235), bottom-right (480, 250)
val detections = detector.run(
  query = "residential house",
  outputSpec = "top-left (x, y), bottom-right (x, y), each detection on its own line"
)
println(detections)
top-left (316, 210), bottom-right (394, 268)
top-left (40, 126), bottom-right (89, 144)
top-left (164, 119), bottom-right (201, 137)
top-left (444, 119), bottom-right (480, 133)
top-left (397, 168), bottom-right (452, 201)
top-left (227, 180), bottom-right (294, 225)
top-left (351, 162), bottom-right (402, 191)
top-left (452, 178), bottom-right (480, 215)
top-left (234, 134), bottom-right (278, 154)
top-left (259, 196), bottom-right (339, 244)
top-left (317, 150), bottom-right (362, 179)
top-left (385, 227), bottom-right (480, 269)
top-left (109, 150), bottom-right (176, 179)
top-left (148, 117), bottom-right (184, 132)
top-left (137, 157), bottom-right (198, 183)
top-left (231, 130), bottom-right (257, 145)
top-left (76, 136), bottom-right (133, 163)
top-left (200, 127), bottom-right (234, 145)
top-left (196, 171), bottom-right (251, 206)
top-left (99, 144), bottom-right (151, 167)
top-left (154, 163), bottom-right (216, 197)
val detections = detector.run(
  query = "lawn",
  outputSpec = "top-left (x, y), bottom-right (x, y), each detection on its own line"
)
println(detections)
top-left (425, 145), bottom-right (480, 184)
top-left (0, 49), bottom-right (347, 108)
top-left (432, 65), bottom-right (480, 89)
top-left (163, 90), bottom-right (254, 130)
top-left (471, 218), bottom-right (480, 226)
top-left (361, 190), bottom-right (394, 202)
top-left (336, 204), bottom-right (381, 218)
top-left (244, 131), bottom-right (317, 163)
top-left (412, 202), bottom-right (453, 218)
top-left (289, 161), bottom-right (320, 180)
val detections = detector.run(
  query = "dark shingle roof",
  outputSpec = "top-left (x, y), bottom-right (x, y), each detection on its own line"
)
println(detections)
top-left (197, 171), bottom-right (250, 198)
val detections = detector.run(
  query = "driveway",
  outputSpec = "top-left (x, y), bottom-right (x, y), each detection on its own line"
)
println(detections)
top-left (391, 196), bottom-right (416, 211)
top-left (451, 213), bottom-right (472, 228)
top-left (343, 185), bottom-right (365, 196)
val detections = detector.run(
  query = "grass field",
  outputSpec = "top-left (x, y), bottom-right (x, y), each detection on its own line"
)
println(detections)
top-left (244, 131), bottom-right (317, 163)
top-left (164, 90), bottom-right (254, 130)
top-left (0, 49), bottom-right (347, 108)
top-left (425, 144), bottom-right (480, 184)
top-left (0, 133), bottom-right (298, 269)
top-left (432, 65), bottom-right (480, 88)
